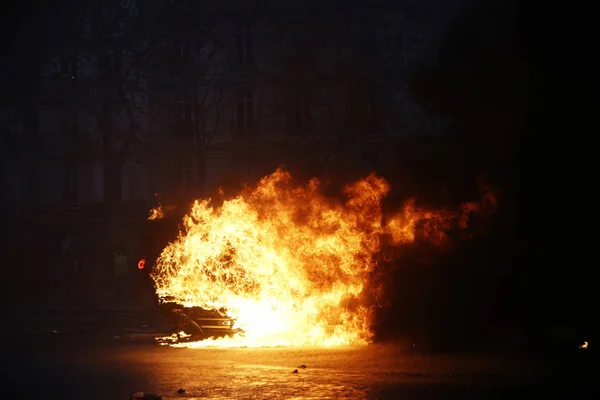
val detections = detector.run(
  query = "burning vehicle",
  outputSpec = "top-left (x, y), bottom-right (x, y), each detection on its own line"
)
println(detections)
top-left (157, 296), bottom-right (241, 343)
top-left (142, 205), bottom-right (241, 342)
top-left (145, 169), bottom-right (495, 348)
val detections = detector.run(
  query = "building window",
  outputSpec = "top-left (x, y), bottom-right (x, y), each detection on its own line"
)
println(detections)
top-left (367, 92), bottom-right (379, 122)
top-left (290, 92), bottom-right (311, 136)
top-left (376, 26), bottom-right (393, 56)
top-left (354, 87), bottom-right (381, 135)
top-left (98, 51), bottom-right (120, 76)
top-left (232, 27), bottom-right (254, 70)
top-left (234, 156), bottom-right (254, 180)
top-left (171, 87), bottom-right (193, 124)
top-left (60, 57), bottom-right (78, 80)
top-left (366, 89), bottom-right (382, 135)
top-left (173, 39), bottom-right (191, 64)
top-left (361, 152), bottom-right (379, 168)
top-left (177, 159), bottom-right (194, 192)
top-left (63, 161), bottom-right (78, 203)
top-left (63, 108), bottom-right (79, 138)
top-left (233, 89), bottom-right (254, 138)
top-left (0, 109), bottom-right (23, 137)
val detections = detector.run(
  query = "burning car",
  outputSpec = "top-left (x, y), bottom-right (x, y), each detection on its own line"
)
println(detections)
top-left (141, 209), bottom-right (241, 342)
top-left (157, 297), bottom-right (241, 343)
top-left (146, 169), bottom-right (496, 348)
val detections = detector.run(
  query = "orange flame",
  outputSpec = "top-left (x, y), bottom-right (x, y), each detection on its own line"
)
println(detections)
top-left (148, 203), bottom-right (177, 220)
top-left (151, 169), bottom-right (493, 348)
top-left (148, 205), bottom-right (165, 220)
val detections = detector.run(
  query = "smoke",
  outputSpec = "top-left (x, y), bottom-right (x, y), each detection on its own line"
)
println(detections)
top-left (371, 0), bottom-right (528, 352)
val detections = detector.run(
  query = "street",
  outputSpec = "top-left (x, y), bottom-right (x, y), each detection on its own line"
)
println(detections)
top-left (5, 329), bottom-right (593, 400)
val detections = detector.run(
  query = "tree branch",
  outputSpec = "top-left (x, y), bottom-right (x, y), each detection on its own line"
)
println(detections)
top-left (119, 0), bottom-right (185, 86)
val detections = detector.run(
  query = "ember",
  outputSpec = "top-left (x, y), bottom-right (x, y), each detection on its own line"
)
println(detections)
top-left (148, 206), bottom-right (164, 220)
top-left (148, 203), bottom-right (177, 220)
top-left (151, 169), bottom-right (491, 348)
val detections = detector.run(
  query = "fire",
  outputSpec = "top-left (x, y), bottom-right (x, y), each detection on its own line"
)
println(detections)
top-left (157, 331), bottom-right (192, 344)
top-left (148, 203), bottom-right (177, 220)
top-left (151, 169), bottom-right (492, 348)
top-left (148, 205), bottom-right (164, 220)
top-left (580, 341), bottom-right (589, 349)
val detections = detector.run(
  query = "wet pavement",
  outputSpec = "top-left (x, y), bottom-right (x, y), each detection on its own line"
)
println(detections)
top-left (0, 300), bottom-right (171, 338)
top-left (4, 330), bottom-right (597, 400)
top-left (1, 304), bottom-right (598, 399)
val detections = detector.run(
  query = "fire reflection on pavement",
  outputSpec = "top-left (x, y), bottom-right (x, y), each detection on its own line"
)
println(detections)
top-left (4, 338), bottom-right (562, 400)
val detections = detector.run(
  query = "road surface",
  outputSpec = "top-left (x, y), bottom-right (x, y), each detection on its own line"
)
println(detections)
top-left (5, 330), bottom-right (596, 400)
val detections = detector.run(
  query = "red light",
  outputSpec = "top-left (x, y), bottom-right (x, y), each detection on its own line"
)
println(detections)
top-left (138, 258), bottom-right (146, 270)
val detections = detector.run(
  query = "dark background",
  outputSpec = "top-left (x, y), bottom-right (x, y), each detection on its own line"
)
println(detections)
top-left (0, 0), bottom-right (563, 355)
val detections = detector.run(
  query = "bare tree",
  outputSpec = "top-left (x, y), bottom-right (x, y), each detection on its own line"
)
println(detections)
top-left (27, 0), bottom-right (192, 208)
top-left (25, 0), bottom-right (232, 208)
top-left (70, 0), bottom-right (177, 206)
top-left (147, 11), bottom-right (229, 198)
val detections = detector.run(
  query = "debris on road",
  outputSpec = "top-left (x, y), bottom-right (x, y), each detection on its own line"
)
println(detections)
top-left (292, 369), bottom-right (298, 374)
top-left (297, 364), bottom-right (306, 369)
top-left (177, 388), bottom-right (186, 394)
